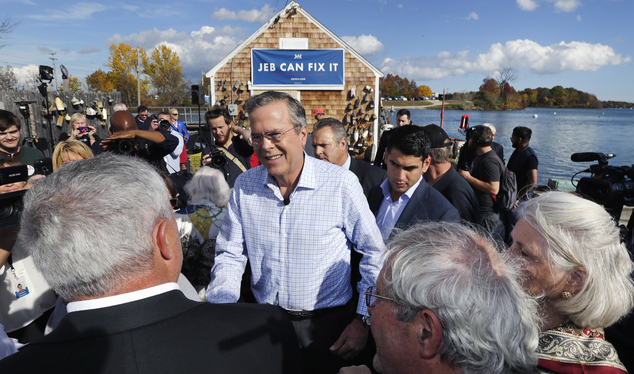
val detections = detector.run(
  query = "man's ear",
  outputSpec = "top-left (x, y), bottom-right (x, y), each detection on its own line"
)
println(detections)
top-left (415, 309), bottom-right (443, 359)
top-left (153, 220), bottom-right (174, 261)
top-left (300, 126), bottom-right (308, 147)
top-left (567, 266), bottom-right (587, 294)
top-left (422, 155), bottom-right (432, 173)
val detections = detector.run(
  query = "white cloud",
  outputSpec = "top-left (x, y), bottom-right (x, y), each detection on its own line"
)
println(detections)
top-left (517, 0), bottom-right (581, 12)
top-left (380, 39), bottom-right (630, 80)
top-left (11, 64), bottom-right (38, 85)
top-left (341, 34), bottom-right (384, 55)
top-left (212, 4), bottom-right (274, 23)
top-left (106, 25), bottom-right (245, 79)
top-left (79, 45), bottom-right (101, 54)
top-left (577, 14), bottom-right (582, 21)
top-left (27, 2), bottom-right (107, 20)
top-left (397, 4), bottom-right (403, 8)
top-left (466, 12), bottom-right (479, 20)
top-left (517, 0), bottom-right (539, 11)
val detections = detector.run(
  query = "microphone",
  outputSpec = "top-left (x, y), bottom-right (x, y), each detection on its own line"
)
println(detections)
top-left (283, 197), bottom-right (290, 206)
top-left (570, 152), bottom-right (615, 162)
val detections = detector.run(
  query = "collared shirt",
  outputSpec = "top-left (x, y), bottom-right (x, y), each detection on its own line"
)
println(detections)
top-left (67, 283), bottom-right (180, 313)
top-left (164, 130), bottom-right (184, 174)
top-left (207, 155), bottom-right (385, 316)
top-left (342, 154), bottom-right (351, 170)
top-left (376, 176), bottom-right (423, 242)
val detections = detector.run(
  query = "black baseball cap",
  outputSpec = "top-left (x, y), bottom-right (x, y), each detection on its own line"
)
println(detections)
top-left (423, 124), bottom-right (451, 148)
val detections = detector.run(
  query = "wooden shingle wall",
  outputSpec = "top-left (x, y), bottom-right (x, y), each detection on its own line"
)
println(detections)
top-left (212, 9), bottom-right (378, 156)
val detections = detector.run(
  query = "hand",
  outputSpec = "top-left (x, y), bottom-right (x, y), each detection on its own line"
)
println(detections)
top-left (329, 318), bottom-right (369, 359)
top-left (338, 365), bottom-right (372, 374)
top-left (24, 174), bottom-right (45, 189)
top-left (201, 153), bottom-right (212, 167)
top-left (101, 130), bottom-right (137, 150)
top-left (458, 169), bottom-right (471, 181)
top-left (513, 199), bottom-right (520, 209)
top-left (87, 126), bottom-right (97, 137)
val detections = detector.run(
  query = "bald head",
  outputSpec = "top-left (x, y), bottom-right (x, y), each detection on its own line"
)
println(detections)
top-left (110, 110), bottom-right (138, 133)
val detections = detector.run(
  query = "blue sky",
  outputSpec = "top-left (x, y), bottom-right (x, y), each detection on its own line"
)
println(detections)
top-left (1, 0), bottom-right (632, 102)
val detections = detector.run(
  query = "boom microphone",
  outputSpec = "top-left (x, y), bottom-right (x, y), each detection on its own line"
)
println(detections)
top-left (571, 152), bottom-right (616, 162)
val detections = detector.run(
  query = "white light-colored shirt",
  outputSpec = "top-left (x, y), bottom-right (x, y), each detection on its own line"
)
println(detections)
top-left (207, 155), bottom-right (385, 316)
top-left (67, 283), bottom-right (180, 313)
top-left (342, 153), bottom-right (351, 170)
top-left (376, 176), bottom-right (423, 242)
top-left (164, 130), bottom-right (184, 174)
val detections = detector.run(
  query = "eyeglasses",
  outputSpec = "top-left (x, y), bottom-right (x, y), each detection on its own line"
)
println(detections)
top-left (250, 127), bottom-right (296, 145)
top-left (171, 113), bottom-right (179, 116)
top-left (365, 286), bottom-right (396, 308)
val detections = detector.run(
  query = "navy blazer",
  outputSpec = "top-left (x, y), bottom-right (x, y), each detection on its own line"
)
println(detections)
top-left (369, 179), bottom-right (460, 238)
top-left (0, 290), bottom-right (301, 374)
top-left (349, 157), bottom-right (387, 198)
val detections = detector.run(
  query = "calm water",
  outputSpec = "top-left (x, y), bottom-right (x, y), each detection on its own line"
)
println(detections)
top-left (386, 107), bottom-right (634, 185)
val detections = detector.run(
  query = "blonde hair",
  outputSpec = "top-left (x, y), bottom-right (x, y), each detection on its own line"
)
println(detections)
top-left (52, 140), bottom-right (94, 170)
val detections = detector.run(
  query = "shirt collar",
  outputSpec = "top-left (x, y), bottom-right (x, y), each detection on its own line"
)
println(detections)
top-left (66, 283), bottom-right (180, 313)
top-left (380, 175), bottom-right (423, 203)
top-left (342, 154), bottom-right (351, 170)
top-left (264, 152), bottom-right (315, 195)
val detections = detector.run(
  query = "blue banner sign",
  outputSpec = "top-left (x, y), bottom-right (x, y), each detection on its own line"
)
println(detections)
top-left (251, 49), bottom-right (345, 90)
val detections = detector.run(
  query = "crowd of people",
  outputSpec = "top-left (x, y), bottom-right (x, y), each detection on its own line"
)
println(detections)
top-left (0, 91), bottom-right (633, 374)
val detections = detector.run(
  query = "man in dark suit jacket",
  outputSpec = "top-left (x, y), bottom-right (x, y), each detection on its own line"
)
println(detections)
top-left (0, 153), bottom-right (300, 374)
top-left (368, 125), bottom-right (459, 242)
top-left (312, 118), bottom-right (386, 198)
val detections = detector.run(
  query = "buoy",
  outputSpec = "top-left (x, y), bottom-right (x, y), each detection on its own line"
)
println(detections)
top-left (533, 114), bottom-right (538, 118)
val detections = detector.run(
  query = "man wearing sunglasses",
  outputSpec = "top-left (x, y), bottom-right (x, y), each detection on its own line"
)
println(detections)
top-left (207, 91), bottom-right (385, 374)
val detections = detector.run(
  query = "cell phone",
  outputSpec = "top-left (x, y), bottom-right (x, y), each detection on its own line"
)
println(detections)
top-left (34, 158), bottom-right (53, 176)
top-left (78, 127), bottom-right (90, 133)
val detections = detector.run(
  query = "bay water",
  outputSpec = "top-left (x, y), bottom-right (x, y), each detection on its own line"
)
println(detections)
top-left (388, 107), bottom-right (634, 185)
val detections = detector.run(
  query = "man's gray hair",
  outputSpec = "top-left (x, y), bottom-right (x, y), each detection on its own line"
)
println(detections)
top-left (184, 166), bottom-right (231, 208)
top-left (483, 123), bottom-right (496, 135)
top-left (429, 144), bottom-right (453, 163)
top-left (243, 91), bottom-right (306, 132)
top-left (383, 222), bottom-right (539, 374)
top-left (517, 191), bottom-right (634, 328)
top-left (16, 153), bottom-right (173, 301)
top-left (312, 118), bottom-right (348, 147)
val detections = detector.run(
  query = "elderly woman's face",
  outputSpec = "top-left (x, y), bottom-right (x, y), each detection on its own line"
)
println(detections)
top-left (508, 218), bottom-right (570, 300)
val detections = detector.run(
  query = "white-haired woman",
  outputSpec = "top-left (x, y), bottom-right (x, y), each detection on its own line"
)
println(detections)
top-left (508, 191), bottom-right (634, 373)
top-left (174, 167), bottom-right (230, 294)
top-left (58, 113), bottom-right (98, 147)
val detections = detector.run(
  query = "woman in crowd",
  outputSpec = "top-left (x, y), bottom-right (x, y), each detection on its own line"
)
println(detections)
top-left (174, 167), bottom-right (230, 295)
top-left (508, 191), bottom-right (634, 373)
top-left (58, 113), bottom-right (99, 147)
top-left (52, 140), bottom-right (93, 171)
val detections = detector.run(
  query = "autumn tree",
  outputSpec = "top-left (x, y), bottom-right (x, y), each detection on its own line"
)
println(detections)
top-left (86, 69), bottom-right (115, 92)
top-left (417, 85), bottom-right (432, 97)
top-left (59, 75), bottom-right (82, 92)
top-left (144, 44), bottom-right (188, 105)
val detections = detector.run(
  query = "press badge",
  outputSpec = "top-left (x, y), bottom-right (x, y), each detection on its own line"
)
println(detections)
top-left (11, 274), bottom-right (30, 299)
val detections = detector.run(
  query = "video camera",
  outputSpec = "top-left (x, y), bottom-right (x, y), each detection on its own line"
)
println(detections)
top-left (571, 152), bottom-right (634, 209)
top-left (0, 165), bottom-right (28, 229)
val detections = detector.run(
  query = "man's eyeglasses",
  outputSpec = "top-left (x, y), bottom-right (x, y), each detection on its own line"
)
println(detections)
top-left (365, 286), bottom-right (396, 308)
top-left (250, 127), bottom-right (296, 145)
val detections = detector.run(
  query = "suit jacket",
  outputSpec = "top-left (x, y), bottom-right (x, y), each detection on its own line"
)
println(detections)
top-left (372, 129), bottom-right (392, 169)
top-left (0, 290), bottom-right (301, 374)
top-left (368, 179), bottom-right (460, 238)
top-left (349, 157), bottom-right (387, 198)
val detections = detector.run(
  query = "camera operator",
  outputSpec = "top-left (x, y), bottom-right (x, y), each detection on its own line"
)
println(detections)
top-left (202, 107), bottom-right (253, 188)
top-left (100, 110), bottom-right (179, 173)
top-left (156, 111), bottom-right (184, 175)
top-left (0, 110), bottom-right (45, 175)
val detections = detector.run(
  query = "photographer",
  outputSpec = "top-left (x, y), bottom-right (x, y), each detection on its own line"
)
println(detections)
top-left (58, 113), bottom-right (99, 149)
top-left (156, 111), bottom-right (184, 175)
top-left (100, 111), bottom-right (179, 173)
top-left (202, 107), bottom-right (253, 188)
top-left (0, 110), bottom-right (44, 173)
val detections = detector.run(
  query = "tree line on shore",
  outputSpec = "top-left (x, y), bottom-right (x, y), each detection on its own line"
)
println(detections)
top-left (379, 72), bottom-right (633, 110)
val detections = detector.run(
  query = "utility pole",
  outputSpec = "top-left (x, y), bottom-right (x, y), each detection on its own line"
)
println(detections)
top-left (136, 49), bottom-right (141, 107)
top-left (49, 53), bottom-right (58, 91)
